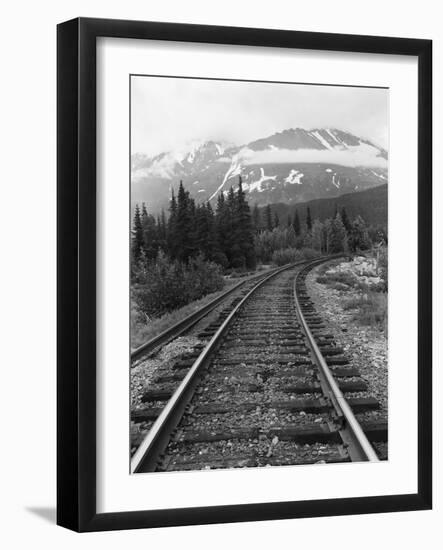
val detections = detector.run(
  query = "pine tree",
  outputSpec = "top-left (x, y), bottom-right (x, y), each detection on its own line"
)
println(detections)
top-left (293, 209), bottom-right (301, 237)
top-left (140, 202), bottom-right (159, 260)
top-left (225, 186), bottom-right (238, 265)
top-left (195, 202), bottom-right (218, 261)
top-left (306, 207), bottom-right (312, 232)
top-left (167, 188), bottom-right (178, 258)
top-left (131, 203), bottom-right (144, 263)
top-left (158, 210), bottom-right (168, 251)
top-left (340, 206), bottom-right (351, 233)
top-left (175, 181), bottom-right (196, 262)
top-left (323, 218), bottom-right (332, 254)
top-left (349, 215), bottom-right (370, 252)
top-left (287, 214), bottom-right (292, 227)
top-left (327, 213), bottom-right (347, 253)
top-left (273, 212), bottom-right (280, 229)
top-left (252, 203), bottom-right (261, 232)
top-left (235, 178), bottom-right (256, 269)
top-left (311, 219), bottom-right (324, 252)
top-left (205, 202), bottom-right (219, 260)
top-left (214, 193), bottom-right (229, 268)
top-left (265, 204), bottom-right (273, 231)
top-left (286, 224), bottom-right (297, 248)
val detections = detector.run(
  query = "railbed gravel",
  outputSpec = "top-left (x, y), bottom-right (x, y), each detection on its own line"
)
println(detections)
top-left (185, 410), bottom-right (329, 431)
top-left (131, 335), bottom-right (202, 409)
top-left (305, 264), bottom-right (388, 421)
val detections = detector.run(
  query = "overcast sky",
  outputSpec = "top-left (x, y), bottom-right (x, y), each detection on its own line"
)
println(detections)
top-left (131, 76), bottom-right (388, 157)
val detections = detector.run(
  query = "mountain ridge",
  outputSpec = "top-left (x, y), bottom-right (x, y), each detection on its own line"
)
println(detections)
top-left (132, 128), bottom-right (388, 213)
top-left (264, 184), bottom-right (388, 228)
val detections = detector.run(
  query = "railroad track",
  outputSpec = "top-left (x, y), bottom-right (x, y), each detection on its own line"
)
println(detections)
top-left (131, 265), bottom-right (288, 362)
top-left (131, 257), bottom-right (387, 473)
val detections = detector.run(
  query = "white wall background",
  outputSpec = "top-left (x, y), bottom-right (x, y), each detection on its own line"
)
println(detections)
top-left (0, 0), bottom-right (440, 547)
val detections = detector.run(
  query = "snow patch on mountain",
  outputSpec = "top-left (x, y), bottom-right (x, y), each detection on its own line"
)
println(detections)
top-left (209, 154), bottom-right (241, 200)
top-left (310, 130), bottom-right (334, 150)
top-left (244, 168), bottom-right (277, 192)
top-left (325, 128), bottom-right (344, 147)
top-left (210, 148), bottom-right (255, 200)
top-left (285, 169), bottom-right (304, 184)
top-left (370, 169), bottom-right (387, 181)
top-left (332, 174), bottom-right (340, 188)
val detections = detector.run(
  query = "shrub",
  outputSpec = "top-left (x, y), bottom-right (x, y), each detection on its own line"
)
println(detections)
top-left (133, 252), bottom-right (224, 318)
top-left (272, 248), bottom-right (304, 266)
top-left (301, 248), bottom-right (321, 260)
top-left (377, 246), bottom-right (388, 291)
top-left (271, 247), bottom-right (321, 266)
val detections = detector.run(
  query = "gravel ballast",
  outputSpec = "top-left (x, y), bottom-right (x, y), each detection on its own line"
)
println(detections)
top-left (305, 262), bottom-right (388, 420)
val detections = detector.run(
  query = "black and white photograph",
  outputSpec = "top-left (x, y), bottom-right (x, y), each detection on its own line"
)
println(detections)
top-left (129, 76), bottom-right (389, 473)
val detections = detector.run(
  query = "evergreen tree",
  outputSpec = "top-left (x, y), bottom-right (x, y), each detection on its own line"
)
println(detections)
top-left (225, 186), bottom-right (238, 265)
top-left (273, 211), bottom-right (280, 229)
top-left (341, 206), bottom-right (351, 233)
top-left (235, 178), bottom-right (256, 269)
top-left (322, 218), bottom-right (332, 254)
top-left (131, 203), bottom-right (144, 262)
top-left (167, 188), bottom-right (178, 258)
top-left (265, 204), bottom-right (273, 231)
top-left (311, 219), bottom-right (324, 252)
top-left (349, 215), bottom-right (370, 252)
top-left (306, 207), bottom-right (312, 232)
top-left (205, 202), bottom-right (219, 260)
top-left (175, 181), bottom-right (195, 262)
top-left (195, 202), bottom-right (218, 261)
top-left (140, 202), bottom-right (159, 260)
top-left (215, 192), bottom-right (230, 267)
top-left (286, 224), bottom-right (297, 248)
top-left (327, 213), bottom-right (347, 253)
top-left (293, 209), bottom-right (301, 237)
top-left (287, 214), bottom-right (292, 227)
top-left (157, 210), bottom-right (168, 251)
top-left (252, 203), bottom-right (261, 232)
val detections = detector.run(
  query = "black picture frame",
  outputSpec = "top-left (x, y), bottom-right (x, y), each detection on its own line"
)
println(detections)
top-left (57, 17), bottom-right (432, 532)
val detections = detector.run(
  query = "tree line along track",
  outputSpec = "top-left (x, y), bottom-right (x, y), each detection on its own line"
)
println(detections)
top-left (131, 257), bottom-right (387, 473)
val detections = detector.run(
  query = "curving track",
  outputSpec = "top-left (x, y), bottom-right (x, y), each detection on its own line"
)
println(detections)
top-left (131, 258), bottom-right (387, 473)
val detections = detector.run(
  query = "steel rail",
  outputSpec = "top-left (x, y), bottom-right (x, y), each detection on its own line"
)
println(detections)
top-left (131, 259), bottom-right (314, 473)
top-left (131, 266), bottom-right (284, 362)
top-left (293, 261), bottom-right (380, 462)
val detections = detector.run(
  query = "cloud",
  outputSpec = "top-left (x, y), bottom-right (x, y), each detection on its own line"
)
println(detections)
top-left (131, 76), bottom-right (388, 156)
top-left (221, 144), bottom-right (387, 169)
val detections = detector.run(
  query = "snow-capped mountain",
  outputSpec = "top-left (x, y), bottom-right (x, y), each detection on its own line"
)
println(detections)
top-left (131, 128), bottom-right (388, 212)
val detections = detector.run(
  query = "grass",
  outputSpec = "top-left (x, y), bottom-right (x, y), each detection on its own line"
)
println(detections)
top-left (343, 291), bottom-right (388, 333)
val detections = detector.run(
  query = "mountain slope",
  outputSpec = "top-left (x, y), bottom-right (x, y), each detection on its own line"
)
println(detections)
top-left (265, 184), bottom-right (388, 228)
top-left (132, 128), bottom-right (388, 213)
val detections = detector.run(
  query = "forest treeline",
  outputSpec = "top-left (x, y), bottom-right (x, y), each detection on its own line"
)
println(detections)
top-left (132, 179), bottom-right (256, 272)
top-left (131, 177), bottom-right (386, 319)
